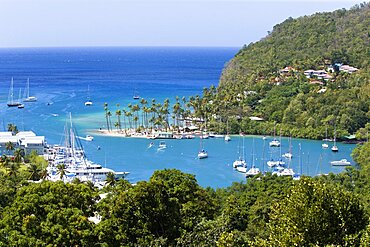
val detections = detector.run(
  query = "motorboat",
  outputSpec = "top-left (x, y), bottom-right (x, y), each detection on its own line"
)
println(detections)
top-left (86, 135), bottom-right (94, 141)
top-left (322, 143), bottom-right (329, 149)
top-left (224, 135), bottom-right (231, 142)
top-left (330, 159), bottom-right (351, 166)
top-left (158, 141), bottom-right (167, 150)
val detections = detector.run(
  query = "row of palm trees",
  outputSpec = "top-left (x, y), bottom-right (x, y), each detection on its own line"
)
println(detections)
top-left (103, 96), bottom-right (197, 133)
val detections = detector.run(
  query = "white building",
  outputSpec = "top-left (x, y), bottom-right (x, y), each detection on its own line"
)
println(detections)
top-left (0, 131), bottom-right (45, 155)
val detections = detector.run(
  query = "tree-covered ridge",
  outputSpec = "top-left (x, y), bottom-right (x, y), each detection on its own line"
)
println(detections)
top-left (221, 3), bottom-right (369, 83)
top-left (192, 3), bottom-right (370, 139)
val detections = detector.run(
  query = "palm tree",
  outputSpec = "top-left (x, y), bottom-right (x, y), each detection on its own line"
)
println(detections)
top-left (39, 168), bottom-right (49, 180)
top-left (28, 163), bottom-right (41, 181)
top-left (7, 161), bottom-right (20, 178)
top-left (125, 111), bottom-right (132, 130)
top-left (107, 111), bottom-right (113, 132)
top-left (104, 103), bottom-right (110, 131)
top-left (13, 148), bottom-right (24, 163)
top-left (5, 141), bottom-right (15, 155)
top-left (57, 164), bottom-right (66, 180)
top-left (116, 109), bottom-right (122, 132)
top-left (105, 172), bottom-right (116, 187)
top-left (7, 123), bottom-right (18, 135)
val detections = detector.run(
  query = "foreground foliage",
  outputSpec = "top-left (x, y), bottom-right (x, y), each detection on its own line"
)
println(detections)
top-left (0, 141), bottom-right (369, 246)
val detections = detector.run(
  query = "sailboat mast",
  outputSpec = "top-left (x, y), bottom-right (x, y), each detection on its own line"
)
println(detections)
top-left (27, 78), bottom-right (30, 98)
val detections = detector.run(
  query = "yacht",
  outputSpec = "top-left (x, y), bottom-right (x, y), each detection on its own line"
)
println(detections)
top-left (84, 85), bottom-right (93, 106)
top-left (233, 158), bottom-right (247, 169)
top-left (198, 150), bottom-right (208, 159)
top-left (245, 167), bottom-right (261, 177)
top-left (23, 78), bottom-right (37, 102)
top-left (269, 139), bottom-right (280, 147)
top-left (236, 165), bottom-right (247, 173)
top-left (7, 78), bottom-right (22, 107)
top-left (322, 143), bottom-right (329, 149)
top-left (267, 159), bottom-right (285, 168)
top-left (158, 141), bottom-right (167, 150)
top-left (330, 159), bottom-right (351, 166)
top-left (47, 113), bottom-right (128, 182)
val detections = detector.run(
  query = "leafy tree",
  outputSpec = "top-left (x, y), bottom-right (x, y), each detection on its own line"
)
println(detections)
top-left (265, 177), bottom-right (367, 246)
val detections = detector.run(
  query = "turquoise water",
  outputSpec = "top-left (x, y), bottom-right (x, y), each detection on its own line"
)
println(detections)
top-left (0, 47), bottom-right (356, 188)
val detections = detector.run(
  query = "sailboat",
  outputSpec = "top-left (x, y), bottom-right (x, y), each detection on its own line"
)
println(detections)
top-left (7, 78), bottom-right (21, 107)
top-left (17, 89), bottom-right (25, 108)
top-left (246, 138), bottom-right (261, 177)
top-left (322, 127), bottom-right (329, 148)
top-left (233, 137), bottom-right (247, 171)
top-left (198, 131), bottom-right (208, 159)
top-left (224, 119), bottom-right (231, 142)
top-left (331, 129), bottom-right (339, 152)
top-left (282, 136), bottom-right (293, 159)
top-left (84, 85), bottom-right (93, 106)
top-left (133, 88), bottom-right (140, 100)
top-left (23, 78), bottom-right (37, 102)
top-left (269, 124), bottom-right (280, 147)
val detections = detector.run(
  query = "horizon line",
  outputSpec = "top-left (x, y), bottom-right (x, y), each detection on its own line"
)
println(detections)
top-left (0, 45), bottom-right (241, 50)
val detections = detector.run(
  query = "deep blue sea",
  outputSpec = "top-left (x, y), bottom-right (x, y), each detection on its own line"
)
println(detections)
top-left (0, 47), bottom-right (356, 188)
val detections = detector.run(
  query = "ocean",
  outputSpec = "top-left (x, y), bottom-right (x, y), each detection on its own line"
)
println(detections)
top-left (0, 47), bottom-right (356, 188)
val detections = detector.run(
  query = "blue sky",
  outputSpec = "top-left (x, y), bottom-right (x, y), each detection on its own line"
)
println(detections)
top-left (0, 0), bottom-right (361, 48)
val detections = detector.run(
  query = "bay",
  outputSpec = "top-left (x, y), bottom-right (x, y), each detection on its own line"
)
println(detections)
top-left (0, 47), bottom-right (356, 188)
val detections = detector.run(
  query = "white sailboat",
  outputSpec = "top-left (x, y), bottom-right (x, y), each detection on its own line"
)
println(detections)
top-left (7, 78), bottom-right (21, 107)
top-left (282, 136), bottom-right (293, 159)
top-left (17, 89), bottom-right (25, 108)
top-left (269, 124), bottom-right (280, 147)
top-left (322, 127), bottom-right (329, 148)
top-left (84, 85), bottom-right (93, 106)
top-left (133, 88), bottom-right (140, 100)
top-left (233, 137), bottom-right (247, 168)
top-left (331, 130), bottom-right (339, 152)
top-left (224, 119), bottom-right (231, 141)
top-left (246, 138), bottom-right (261, 177)
top-left (23, 78), bottom-right (37, 102)
top-left (198, 131), bottom-right (208, 159)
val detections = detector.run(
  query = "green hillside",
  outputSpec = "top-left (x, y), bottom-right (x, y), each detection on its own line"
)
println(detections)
top-left (201, 3), bottom-right (370, 139)
top-left (220, 3), bottom-right (369, 84)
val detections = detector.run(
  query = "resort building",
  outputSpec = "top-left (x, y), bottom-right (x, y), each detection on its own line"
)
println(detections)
top-left (0, 131), bottom-right (45, 155)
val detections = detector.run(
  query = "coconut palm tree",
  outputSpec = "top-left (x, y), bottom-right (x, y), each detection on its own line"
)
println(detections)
top-left (5, 141), bottom-right (15, 155)
top-left (13, 148), bottom-right (24, 163)
top-left (7, 123), bottom-right (18, 135)
top-left (115, 109), bottom-right (122, 132)
top-left (28, 163), bottom-right (41, 181)
top-left (105, 172), bottom-right (116, 187)
top-left (57, 164), bottom-right (66, 180)
top-left (104, 103), bottom-right (110, 131)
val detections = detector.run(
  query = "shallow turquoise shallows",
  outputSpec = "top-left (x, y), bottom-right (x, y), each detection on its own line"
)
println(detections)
top-left (0, 47), bottom-right (355, 188)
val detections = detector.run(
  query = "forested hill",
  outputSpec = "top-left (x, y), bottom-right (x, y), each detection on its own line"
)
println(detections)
top-left (198, 3), bottom-right (369, 139)
top-left (220, 3), bottom-right (369, 84)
